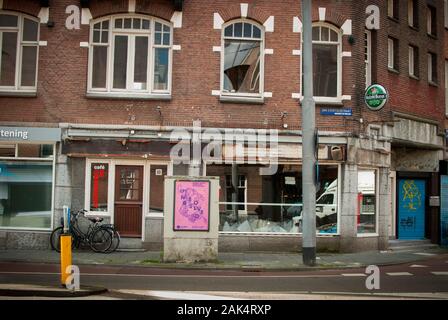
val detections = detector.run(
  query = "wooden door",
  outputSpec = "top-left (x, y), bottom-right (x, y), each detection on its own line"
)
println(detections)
top-left (114, 165), bottom-right (143, 237)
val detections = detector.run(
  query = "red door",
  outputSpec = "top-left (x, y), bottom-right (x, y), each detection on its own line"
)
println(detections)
top-left (114, 165), bottom-right (143, 237)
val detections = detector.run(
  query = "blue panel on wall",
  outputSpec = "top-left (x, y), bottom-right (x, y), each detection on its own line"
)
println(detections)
top-left (441, 176), bottom-right (448, 247)
top-left (398, 179), bottom-right (425, 240)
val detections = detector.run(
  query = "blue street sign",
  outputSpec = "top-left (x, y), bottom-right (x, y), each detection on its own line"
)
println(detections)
top-left (320, 108), bottom-right (352, 116)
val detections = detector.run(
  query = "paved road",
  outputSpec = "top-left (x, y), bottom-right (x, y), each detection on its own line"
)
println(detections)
top-left (0, 254), bottom-right (447, 298)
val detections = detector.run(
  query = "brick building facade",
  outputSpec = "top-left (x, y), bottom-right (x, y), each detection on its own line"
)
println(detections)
top-left (0, 0), bottom-right (446, 252)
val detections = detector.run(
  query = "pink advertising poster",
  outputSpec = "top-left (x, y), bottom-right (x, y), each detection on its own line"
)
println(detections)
top-left (174, 180), bottom-right (210, 231)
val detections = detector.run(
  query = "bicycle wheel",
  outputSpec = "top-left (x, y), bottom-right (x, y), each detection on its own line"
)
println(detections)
top-left (90, 227), bottom-right (113, 253)
top-left (50, 227), bottom-right (77, 253)
top-left (111, 230), bottom-right (120, 252)
top-left (105, 228), bottom-right (120, 253)
top-left (50, 227), bottom-right (64, 252)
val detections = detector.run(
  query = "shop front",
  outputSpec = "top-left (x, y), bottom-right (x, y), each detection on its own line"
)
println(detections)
top-left (0, 126), bottom-right (61, 249)
top-left (388, 114), bottom-right (444, 244)
top-left (59, 124), bottom-right (392, 252)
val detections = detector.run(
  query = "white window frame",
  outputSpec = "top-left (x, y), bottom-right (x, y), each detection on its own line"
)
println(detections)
top-left (302, 22), bottom-right (342, 104)
top-left (0, 11), bottom-right (39, 94)
top-left (356, 167), bottom-right (379, 237)
top-left (220, 19), bottom-right (265, 99)
top-left (388, 38), bottom-right (395, 70)
top-left (365, 30), bottom-right (372, 88)
top-left (87, 14), bottom-right (173, 98)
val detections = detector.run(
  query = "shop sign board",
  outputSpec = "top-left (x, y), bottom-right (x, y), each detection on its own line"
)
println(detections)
top-left (364, 84), bottom-right (388, 111)
top-left (0, 126), bottom-right (61, 142)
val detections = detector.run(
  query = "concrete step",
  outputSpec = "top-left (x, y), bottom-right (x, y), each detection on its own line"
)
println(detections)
top-left (389, 239), bottom-right (432, 247)
top-left (117, 238), bottom-right (143, 251)
top-left (388, 240), bottom-right (439, 252)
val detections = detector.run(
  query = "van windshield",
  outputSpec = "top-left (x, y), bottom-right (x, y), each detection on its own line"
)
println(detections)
top-left (317, 193), bottom-right (334, 204)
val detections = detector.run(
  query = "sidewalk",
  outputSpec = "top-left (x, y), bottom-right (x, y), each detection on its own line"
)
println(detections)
top-left (0, 247), bottom-right (447, 271)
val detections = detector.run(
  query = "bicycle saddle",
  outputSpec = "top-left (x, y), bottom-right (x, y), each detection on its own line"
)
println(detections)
top-left (88, 217), bottom-right (104, 223)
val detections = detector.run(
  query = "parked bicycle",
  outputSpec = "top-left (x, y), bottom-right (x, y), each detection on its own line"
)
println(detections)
top-left (50, 209), bottom-right (120, 254)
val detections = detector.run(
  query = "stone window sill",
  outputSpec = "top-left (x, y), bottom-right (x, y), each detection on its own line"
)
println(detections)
top-left (388, 68), bottom-right (399, 75)
top-left (86, 92), bottom-right (171, 101)
top-left (0, 91), bottom-right (37, 97)
top-left (219, 95), bottom-right (265, 105)
top-left (428, 81), bottom-right (438, 88)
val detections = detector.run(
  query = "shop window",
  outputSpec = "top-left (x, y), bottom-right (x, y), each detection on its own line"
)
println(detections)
top-left (222, 21), bottom-right (263, 97)
top-left (0, 144), bottom-right (16, 157)
top-left (0, 161), bottom-right (52, 229)
top-left (0, 144), bottom-right (53, 159)
top-left (207, 164), bottom-right (339, 234)
top-left (15, 144), bottom-right (54, 158)
top-left (149, 165), bottom-right (167, 213)
top-left (90, 163), bottom-right (108, 212)
top-left (0, 12), bottom-right (39, 93)
top-left (88, 15), bottom-right (172, 96)
top-left (357, 170), bottom-right (377, 234)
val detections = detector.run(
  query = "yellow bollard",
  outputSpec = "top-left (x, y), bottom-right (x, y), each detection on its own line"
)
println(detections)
top-left (60, 234), bottom-right (72, 287)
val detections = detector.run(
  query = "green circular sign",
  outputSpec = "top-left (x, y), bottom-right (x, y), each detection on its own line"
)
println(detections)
top-left (364, 84), bottom-right (388, 111)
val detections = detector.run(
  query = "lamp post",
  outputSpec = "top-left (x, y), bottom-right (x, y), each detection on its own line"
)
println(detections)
top-left (301, 0), bottom-right (317, 266)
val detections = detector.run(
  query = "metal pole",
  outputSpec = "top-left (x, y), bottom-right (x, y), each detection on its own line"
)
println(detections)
top-left (301, 0), bottom-right (316, 266)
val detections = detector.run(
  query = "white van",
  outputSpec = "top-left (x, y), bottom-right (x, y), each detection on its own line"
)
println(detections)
top-left (288, 177), bottom-right (374, 226)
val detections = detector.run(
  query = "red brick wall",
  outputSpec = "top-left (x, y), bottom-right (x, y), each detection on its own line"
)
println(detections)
top-left (0, 0), bottom-right (445, 134)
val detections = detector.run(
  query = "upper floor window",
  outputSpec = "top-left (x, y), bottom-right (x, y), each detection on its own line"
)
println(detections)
top-left (427, 5), bottom-right (437, 37)
top-left (408, 0), bottom-right (419, 28)
top-left (88, 15), bottom-right (172, 97)
top-left (365, 30), bottom-right (372, 88)
top-left (222, 20), bottom-right (263, 98)
top-left (428, 52), bottom-right (437, 84)
top-left (388, 0), bottom-right (399, 20)
top-left (445, 0), bottom-right (448, 29)
top-left (408, 45), bottom-right (419, 78)
top-left (388, 37), bottom-right (399, 71)
top-left (0, 12), bottom-right (39, 94)
top-left (311, 24), bottom-right (341, 100)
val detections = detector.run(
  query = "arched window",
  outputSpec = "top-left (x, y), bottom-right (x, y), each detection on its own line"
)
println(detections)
top-left (88, 15), bottom-right (172, 97)
top-left (310, 24), bottom-right (341, 99)
top-left (222, 20), bottom-right (263, 97)
top-left (0, 12), bottom-right (39, 93)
